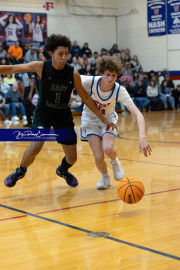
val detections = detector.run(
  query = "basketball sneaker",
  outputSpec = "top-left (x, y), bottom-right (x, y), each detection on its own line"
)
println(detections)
top-left (56, 166), bottom-right (79, 187)
top-left (96, 174), bottom-right (111, 190)
top-left (4, 119), bottom-right (12, 129)
top-left (110, 158), bottom-right (124, 181)
top-left (4, 167), bottom-right (26, 187)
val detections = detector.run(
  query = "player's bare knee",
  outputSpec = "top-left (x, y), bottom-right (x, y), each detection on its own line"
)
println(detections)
top-left (104, 147), bottom-right (114, 157)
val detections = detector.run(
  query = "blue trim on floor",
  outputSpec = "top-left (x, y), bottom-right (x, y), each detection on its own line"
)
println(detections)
top-left (0, 203), bottom-right (180, 261)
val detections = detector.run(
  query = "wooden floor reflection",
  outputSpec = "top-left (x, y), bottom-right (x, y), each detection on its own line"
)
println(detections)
top-left (0, 110), bottom-right (180, 269)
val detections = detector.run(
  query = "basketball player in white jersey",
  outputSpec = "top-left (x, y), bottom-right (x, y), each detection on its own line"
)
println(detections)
top-left (80, 56), bottom-right (152, 189)
top-left (28, 15), bottom-right (44, 43)
top-left (0, 14), bottom-right (22, 42)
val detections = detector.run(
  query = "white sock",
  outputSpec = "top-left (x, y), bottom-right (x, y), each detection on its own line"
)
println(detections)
top-left (102, 172), bottom-right (109, 177)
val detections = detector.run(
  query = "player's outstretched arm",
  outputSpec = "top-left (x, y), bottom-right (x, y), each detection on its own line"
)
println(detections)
top-left (126, 103), bottom-right (152, 157)
top-left (0, 61), bottom-right (44, 78)
top-left (74, 70), bottom-right (117, 131)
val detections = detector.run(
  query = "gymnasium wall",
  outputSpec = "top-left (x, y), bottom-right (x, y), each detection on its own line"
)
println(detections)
top-left (0, 0), bottom-right (117, 54)
top-left (0, 0), bottom-right (180, 85)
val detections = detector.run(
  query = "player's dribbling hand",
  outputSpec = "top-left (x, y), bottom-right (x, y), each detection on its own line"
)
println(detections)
top-left (103, 120), bottom-right (117, 131)
top-left (139, 136), bottom-right (152, 157)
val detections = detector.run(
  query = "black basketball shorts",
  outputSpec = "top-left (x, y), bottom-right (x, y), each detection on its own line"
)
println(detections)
top-left (32, 107), bottom-right (77, 145)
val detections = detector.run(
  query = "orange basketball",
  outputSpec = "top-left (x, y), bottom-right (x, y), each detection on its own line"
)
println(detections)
top-left (24, 13), bottom-right (32, 23)
top-left (117, 177), bottom-right (145, 204)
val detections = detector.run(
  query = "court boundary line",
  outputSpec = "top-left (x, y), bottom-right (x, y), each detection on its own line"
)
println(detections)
top-left (0, 203), bottom-right (179, 261)
top-left (9, 143), bottom-right (180, 168)
top-left (1, 187), bottom-right (180, 222)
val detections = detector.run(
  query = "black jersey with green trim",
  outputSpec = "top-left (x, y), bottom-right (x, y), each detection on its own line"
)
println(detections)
top-left (37, 59), bottom-right (74, 113)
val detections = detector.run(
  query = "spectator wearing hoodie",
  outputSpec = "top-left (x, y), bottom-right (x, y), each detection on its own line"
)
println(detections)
top-left (70, 40), bottom-right (82, 58)
top-left (109, 44), bottom-right (120, 56)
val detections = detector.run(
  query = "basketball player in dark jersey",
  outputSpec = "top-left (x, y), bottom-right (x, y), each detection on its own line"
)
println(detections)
top-left (1, 34), bottom-right (116, 188)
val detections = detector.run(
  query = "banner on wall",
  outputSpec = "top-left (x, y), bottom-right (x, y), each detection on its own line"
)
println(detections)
top-left (0, 11), bottom-right (47, 49)
top-left (147, 0), bottom-right (166, 36)
top-left (167, 0), bottom-right (180, 34)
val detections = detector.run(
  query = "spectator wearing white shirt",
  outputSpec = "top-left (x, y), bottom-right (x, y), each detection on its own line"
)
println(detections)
top-left (147, 80), bottom-right (161, 111)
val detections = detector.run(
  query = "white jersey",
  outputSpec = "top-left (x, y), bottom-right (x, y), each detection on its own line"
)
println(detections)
top-left (0, 15), bottom-right (22, 41)
top-left (80, 75), bottom-right (133, 140)
top-left (81, 75), bottom-right (133, 118)
top-left (32, 22), bottom-right (43, 42)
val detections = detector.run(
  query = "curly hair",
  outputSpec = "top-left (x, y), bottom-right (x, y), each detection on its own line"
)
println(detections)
top-left (44, 34), bottom-right (71, 52)
top-left (96, 56), bottom-right (122, 76)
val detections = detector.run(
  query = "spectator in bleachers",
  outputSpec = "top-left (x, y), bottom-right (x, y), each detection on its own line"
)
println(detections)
top-left (109, 44), bottom-right (120, 56)
top-left (124, 54), bottom-right (130, 63)
top-left (25, 46), bottom-right (38, 63)
top-left (148, 70), bottom-right (155, 82)
top-left (113, 52), bottom-right (121, 60)
top-left (22, 42), bottom-right (31, 56)
top-left (79, 64), bottom-right (87, 75)
top-left (94, 51), bottom-right (99, 60)
top-left (1, 58), bottom-right (7, 65)
top-left (0, 77), bottom-right (11, 95)
top-left (84, 59), bottom-right (91, 72)
top-left (159, 80), bottom-right (175, 110)
top-left (82, 53), bottom-right (87, 62)
top-left (174, 84), bottom-right (180, 110)
top-left (132, 79), bottom-right (150, 111)
top-left (164, 75), bottom-right (175, 99)
top-left (120, 70), bottom-right (133, 85)
top-left (0, 76), bottom-right (10, 94)
top-left (130, 63), bottom-right (135, 74)
top-left (139, 67), bottom-right (143, 74)
top-left (143, 72), bottom-right (149, 87)
top-left (151, 75), bottom-right (158, 86)
top-left (139, 73), bottom-right (148, 88)
top-left (157, 71), bottom-right (164, 86)
top-left (0, 85), bottom-right (10, 118)
top-left (147, 80), bottom-right (161, 111)
top-left (73, 53), bottom-right (83, 65)
top-left (8, 41), bottom-right (23, 63)
top-left (67, 53), bottom-right (72, 64)
top-left (88, 53), bottom-right (95, 65)
top-left (120, 50), bottom-right (126, 61)
top-left (131, 55), bottom-right (140, 68)
top-left (122, 62), bottom-right (133, 77)
top-left (70, 40), bottom-right (82, 58)
top-left (89, 64), bottom-right (96, 76)
top-left (125, 48), bottom-right (131, 59)
top-left (132, 71), bottom-right (139, 85)
top-left (38, 53), bottom-right (46, 61)
top-left (82, 42), bottom-right (92, 57)
top-left (5, 52), bottom-right (16, 65)
top-left (71, 58), bottom-right (81, 71)
top-left (4, 74), bottom-right (16, 84)
top-left (0, 44), bottom-right (6, 59)
top-left (6, 83), bottom-right (27, 121)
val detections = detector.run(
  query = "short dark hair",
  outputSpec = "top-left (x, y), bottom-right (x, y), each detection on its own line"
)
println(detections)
top-left (44, 34), bottom-right (71, 52)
